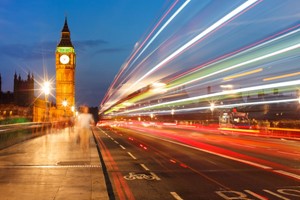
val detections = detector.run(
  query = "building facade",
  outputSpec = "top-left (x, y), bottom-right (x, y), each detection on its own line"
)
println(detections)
top-left (13, 73), bottom-right (34, 106)
top-left (0, 73), bottom-right (34, 121)
top-left (56, 18), bottom-right (76, 117)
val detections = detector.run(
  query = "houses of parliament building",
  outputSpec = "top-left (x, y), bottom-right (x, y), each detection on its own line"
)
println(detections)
top-left (0, 73), bottom-right (34, 121)
top-left (0, 18), bottom-right (76, 123)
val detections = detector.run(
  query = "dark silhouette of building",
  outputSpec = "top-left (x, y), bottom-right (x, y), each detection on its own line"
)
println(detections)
top-left (0, 74), bottom-right (14, 104)
top-left (0, 72), bottom-right (34, 120)
top-left (13, 72), bottom-right (34, 106)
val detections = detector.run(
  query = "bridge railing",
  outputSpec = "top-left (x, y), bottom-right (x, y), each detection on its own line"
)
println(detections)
top-left (0, 122), bottom-right (52, 150)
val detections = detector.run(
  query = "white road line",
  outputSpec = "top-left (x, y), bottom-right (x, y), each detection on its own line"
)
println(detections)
top-left (244, 190), bottom-right (268, 200)
top-left (263, 190), bottom-right (290, 200)
top-left (140, 164), bottom-right (150, 171)
top-left (170, 192), bottom-right (183, 200)
top-left (120, 145), bottom-right (126, 150)
top-left (150, 172), bottom-right (161, 180)
top-left (274, 170), bottom-right (300, 181)
top-left (114, 140), bottom-right (119, 144)
top-left (127, 152), bottom-right (137, 160)
top-left (135, 132), bottom-right (272, 170)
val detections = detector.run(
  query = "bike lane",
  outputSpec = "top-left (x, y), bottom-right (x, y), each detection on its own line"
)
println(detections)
top-left (93, 127), bottom-right (135, 200)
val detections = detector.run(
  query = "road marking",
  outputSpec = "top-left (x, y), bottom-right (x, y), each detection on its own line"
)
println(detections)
top-left (170, 192), bottom-right (183, 200)
top-left (140, 163), bottom-right (150, 171)
top-left (274, 170), bottom-right (300, 181)
top-left (150, 172), bottom-right (161, 180)
top-left (123, 172), bottom-right (160, 180)
top-left (263, 190), bottom-right (290, 200)
top-left (120, 145), bottom-right (126, 149)
top-left (244, 190), bottom-right (267, 200)
top-left (216, 189), bottom-right (300, 199)
top-left (127, 152), bottom-right (137, 160)
top-left (135, 132), bottom-right (272, 170)
top-left (114, 140), bottom-right (119, 144)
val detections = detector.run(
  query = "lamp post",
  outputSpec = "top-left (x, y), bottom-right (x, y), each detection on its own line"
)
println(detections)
top-left (171, 109), bottom-right (175, 122)
top-left (210, 102), bottom-right (215, 120)
top-left (42, 81), bottom-right (50, 122)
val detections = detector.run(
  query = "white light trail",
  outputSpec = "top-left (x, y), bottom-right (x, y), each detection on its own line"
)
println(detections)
top-left (172, 26), bottom-right (300, 87)
top-left (130, 0), bottom-right (191, 68)
top-left (122, 98), bottom-right (299, 116)
top-left (116, 79), bottom-right (300, 114)
top-left (122, 0), bottom-right (259, 98)
top-left (102, 1), bottom-right (191, 111)
top-left (170, 42), bottom-right (300, 90)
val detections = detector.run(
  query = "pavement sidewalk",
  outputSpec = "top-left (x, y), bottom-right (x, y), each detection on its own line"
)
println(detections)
top-left (0, 127), bottom-right (109, 200)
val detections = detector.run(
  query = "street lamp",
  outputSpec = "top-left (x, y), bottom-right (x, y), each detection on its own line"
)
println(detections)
top-left (171, 109), bottom-right (175, 121)
top-left (210, 102), bottom-right (215, 120)
top-left (210, 103), bottom-right (215, 112)
top-left (42, 81), bottom-right (50, 121)
top-left (150, 113), bottom-right (154, 120)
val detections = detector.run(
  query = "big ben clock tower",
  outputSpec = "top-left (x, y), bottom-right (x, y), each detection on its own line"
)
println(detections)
top-left (56, 18), bottom-right (75, 117)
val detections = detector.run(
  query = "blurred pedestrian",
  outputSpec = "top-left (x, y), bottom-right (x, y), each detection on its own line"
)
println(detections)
top-left (76, 106), bottom-right (95, 151)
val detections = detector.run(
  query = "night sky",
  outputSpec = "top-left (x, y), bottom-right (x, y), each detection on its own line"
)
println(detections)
top-left (0, 0), bottom-right (166, 106)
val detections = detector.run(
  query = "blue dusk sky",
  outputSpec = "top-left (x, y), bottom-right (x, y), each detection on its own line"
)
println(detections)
top-left (0, 0), bottom-right (166, 106)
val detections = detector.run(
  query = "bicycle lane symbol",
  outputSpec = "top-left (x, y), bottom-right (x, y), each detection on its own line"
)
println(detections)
top-left (124, 172), bottom-right (161, 181)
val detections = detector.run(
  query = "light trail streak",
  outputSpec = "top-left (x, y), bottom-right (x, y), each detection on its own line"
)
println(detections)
top-left (101, 0), bottom-right (180, 107)
top-left (120, 0), bottom-right (260, 100)
top-left (223, 68), bottom-right (263, 81)
top-left (100, 1), bottom-right (300, 119)
top-left (104, 54), bottom-right (296, 114)
top-left (129, 0), bottom-right (191, 70)
top-left (112, 79), bottom-right (300, 115)
top-left (263, 71), bottom-right (300, 81)
top-left (168, 22), bottom-right (300, 84)
top-left (114, 0), bottom-right (192, 95)
top-left (132, 0), bottom-right (191, 69)
top-left (167, 29), bottom-right (300, 90)
top-left (121, 98), bottom-right (299, 116)
top-left (102, 1), bottom-right (191, 111)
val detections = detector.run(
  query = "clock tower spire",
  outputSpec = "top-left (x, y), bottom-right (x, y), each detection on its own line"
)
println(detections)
top-left (58, 17), bottom-right (74, 48)
top-left (56, 17), bottom-right (76, 117)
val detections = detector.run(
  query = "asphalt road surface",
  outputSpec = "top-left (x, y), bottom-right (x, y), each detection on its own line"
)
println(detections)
top-left (93, 124), bottom-right (300, 200)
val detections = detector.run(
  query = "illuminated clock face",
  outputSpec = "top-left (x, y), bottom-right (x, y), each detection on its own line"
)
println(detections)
top-left (60, 54), bottom-right (70, 64)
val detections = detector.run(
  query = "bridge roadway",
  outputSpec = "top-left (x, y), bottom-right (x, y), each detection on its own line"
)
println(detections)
top-left (0, 126), bottom-right (109, 200)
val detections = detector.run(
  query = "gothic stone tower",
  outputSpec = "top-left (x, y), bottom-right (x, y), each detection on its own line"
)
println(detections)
top-left (56, 18), bottom-right (76, 117)
top-left (14, 72), bottom-right (34, 106)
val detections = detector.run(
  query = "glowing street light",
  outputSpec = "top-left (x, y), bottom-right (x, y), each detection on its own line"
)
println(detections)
top-left (42, 81), bottom-right (51, 122)
top-left (150, 113), bottom-right (154, 120)
top-left (210, 102), bottom-right (215, 112)
top-left (210, 102), bottom-right (215, 120)
top-left (43, 81), bottom-right (50, 96)
top-left (62, 99), bottom-right (68, 107)
top-left (171, 109), bottom-right (175, 115)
